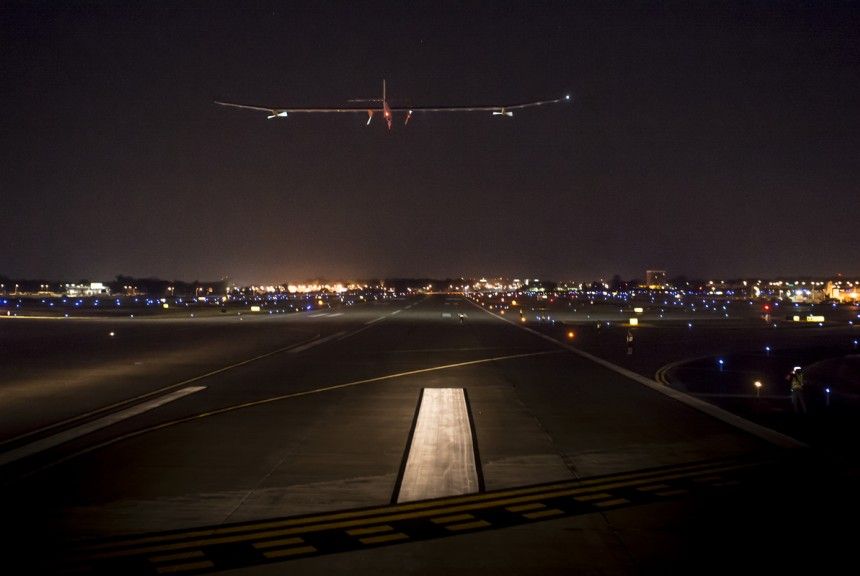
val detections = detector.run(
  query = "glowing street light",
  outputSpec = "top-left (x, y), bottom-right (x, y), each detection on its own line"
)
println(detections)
top-left (754, 380), bottom-right (762, 398)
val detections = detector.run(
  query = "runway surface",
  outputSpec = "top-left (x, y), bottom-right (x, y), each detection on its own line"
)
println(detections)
top-left (1, 295), bottom-right (855, 574)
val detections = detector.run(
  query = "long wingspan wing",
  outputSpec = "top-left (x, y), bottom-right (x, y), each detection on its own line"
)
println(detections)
top-left (389, 96), bottom-right (570, 112)
top-left (214, 101), bottom-right (380, 114)
top-left (215, 95), bottom-right (570, 116)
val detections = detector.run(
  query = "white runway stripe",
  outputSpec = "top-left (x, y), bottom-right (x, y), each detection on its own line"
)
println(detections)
top-left (397, 388), bottom-right (479, 503)
top-left (0, 386), bottom-right (206, 466)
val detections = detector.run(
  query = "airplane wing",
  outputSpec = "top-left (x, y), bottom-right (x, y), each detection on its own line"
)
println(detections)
top-left (215, 95), bottom-right (570, 118)
top-left (389, 96), bottom-right (570, 113)
top-left (214, 101), bottom-right (380, 118)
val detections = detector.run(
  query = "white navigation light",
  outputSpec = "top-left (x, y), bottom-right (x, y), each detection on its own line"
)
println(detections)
top-left (565, 94), bottom-right (571, 100)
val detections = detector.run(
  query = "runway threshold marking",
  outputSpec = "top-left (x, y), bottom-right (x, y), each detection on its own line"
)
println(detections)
top-left (395, 388), bottom-right (480, 503)
top-left (60, 456), bottom-right (772, 574)
top-left (0, 386), bottom-right (206, 467)
top-left (466, 299), bottom-right (806, 449)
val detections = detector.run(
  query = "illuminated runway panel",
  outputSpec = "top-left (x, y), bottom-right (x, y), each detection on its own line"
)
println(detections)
top-left (396, 388), bottom-right (479, 503)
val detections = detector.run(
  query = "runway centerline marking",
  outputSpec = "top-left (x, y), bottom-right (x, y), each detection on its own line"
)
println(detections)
top-left (0, 386), bottom-right (206, 467)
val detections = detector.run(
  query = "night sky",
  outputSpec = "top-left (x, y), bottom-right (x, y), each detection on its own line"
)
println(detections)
top-left (2, 1), bottom-right (858, 283)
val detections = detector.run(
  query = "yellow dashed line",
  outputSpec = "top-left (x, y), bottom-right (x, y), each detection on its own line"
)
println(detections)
top-left (506, 503), bottom-right (546, 513)
top-left (576, 492), bottom-right (613, 502)
top-left (359, 533), bottom-right (409, 545)
top-left (150, 550), bottom-right (205, 563)
top-left (446, 520), bottom-right (491, 531)
top-left (595, 498), bottom-right (629, 508)
top-left (253, 537), bottom-right (304, 550)
top-left (71, 460), bottom-right (751, 555)
top-left (523, 509), bottom-right (564, 520)
top-left (66, 460), bottom-right (762, 566)
top-left (262, 546), bottom-right (317, 559)
top-left (347, 525), bottom-right (394, 536)
top-left (156, 560), bottom-right (215, 574)
top-left (431, 514), bottom-right (474, 524)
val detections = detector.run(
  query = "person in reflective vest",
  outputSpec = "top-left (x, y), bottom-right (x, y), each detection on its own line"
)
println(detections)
top-left (787, 367), bottom-right (807, 414)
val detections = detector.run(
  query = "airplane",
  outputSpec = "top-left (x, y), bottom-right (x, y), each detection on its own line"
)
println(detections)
top-left (215, 80), bottom-right (571, 129)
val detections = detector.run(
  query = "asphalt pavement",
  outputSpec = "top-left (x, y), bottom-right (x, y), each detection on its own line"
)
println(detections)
top-left (1, 295), bottom-right (856, 574)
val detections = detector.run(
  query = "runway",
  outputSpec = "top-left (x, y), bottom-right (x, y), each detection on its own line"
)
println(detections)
top-left (0, 295), bottom-right (853, 574)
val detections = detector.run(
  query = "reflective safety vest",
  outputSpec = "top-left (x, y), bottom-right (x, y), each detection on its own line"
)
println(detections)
top-left (790, 374), bottom-right (804, 391)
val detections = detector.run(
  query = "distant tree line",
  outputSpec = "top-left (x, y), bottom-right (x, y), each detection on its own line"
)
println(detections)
top-left (111, 276), bottom-right (227, 297)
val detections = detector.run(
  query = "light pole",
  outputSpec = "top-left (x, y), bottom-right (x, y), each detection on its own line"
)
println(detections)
top-left (754, 380), bottom-right (762, 399)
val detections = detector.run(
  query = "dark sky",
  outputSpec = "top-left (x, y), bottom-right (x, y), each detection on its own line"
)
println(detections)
top-left (2, 1), bottom-right (858, 283)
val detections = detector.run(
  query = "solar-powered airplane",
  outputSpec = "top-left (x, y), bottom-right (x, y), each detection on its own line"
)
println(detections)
top-left (215, 80), bottom-right (570, 129)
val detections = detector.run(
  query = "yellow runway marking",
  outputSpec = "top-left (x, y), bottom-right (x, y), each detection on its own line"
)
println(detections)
top-left (431, 514), bottom-right (474, 524)
top-left (44, 350), bottom-right (562, 492)
top-left (253, 537), bottom-right (304, 549)
top-left (359, 533), bottom-right (409, 545)
top-left (347, 525), bottom-right (394, 536)
top-left (523, 509), bottom-right (564, 520)
top-left (68, 460), bottom-right (762, 562)
top-left (74, 465), bottom-right (760, 558)
top-left (446, 520), bottom-right (491, 531)
top-left (576, 492), bottom-right (613, 502)
top-left (262, 546), bottom-right (317, 559)
top-left (595, 498), bottom-right (629, 508)
top-left (156, 560), bottom-right (215, 574)
top-left (150, 550), bottom-right (205, 563)
top-left (71, 458), bottom-right (748, 555)
top-left (506, 503), bottom-right (546, 513)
